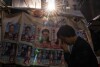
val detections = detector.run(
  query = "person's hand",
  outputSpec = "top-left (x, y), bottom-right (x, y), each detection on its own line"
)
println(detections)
top-left (59, 39), bottom-right (69, 52)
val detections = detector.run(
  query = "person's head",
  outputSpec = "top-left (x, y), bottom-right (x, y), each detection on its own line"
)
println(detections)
top-left (9, 24), bottom-right (14, 33)
top-left (42, 29), bottom-right (49, 39)
top-left (25, 26), bottom-right (31, 33)
top-left (57, 25), bottom-right (77, 45)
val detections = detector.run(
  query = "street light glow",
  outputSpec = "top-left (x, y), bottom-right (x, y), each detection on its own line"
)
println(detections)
top-left (46, 0), bottom-right (56, 11)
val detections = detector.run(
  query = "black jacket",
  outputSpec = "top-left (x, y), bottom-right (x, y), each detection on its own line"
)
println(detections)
top-left (64, 37), bottom-right (98, 67)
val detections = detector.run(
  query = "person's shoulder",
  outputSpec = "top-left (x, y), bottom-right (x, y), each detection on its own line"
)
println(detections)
top-left (77, 37), bottom-right (88, 44)
top-left (73, 37), bottom-right (91, 53)
top-left (76, 37), bottom-right (90, 47)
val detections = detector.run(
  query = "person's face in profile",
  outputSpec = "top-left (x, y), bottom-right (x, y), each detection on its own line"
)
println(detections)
top-left (60, 36), bottom-right (74, 45)
top-left (9, 25), bottom-right (14, 33)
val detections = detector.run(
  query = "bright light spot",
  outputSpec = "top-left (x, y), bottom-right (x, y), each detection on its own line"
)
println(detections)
top-left (30, 5), bottom-right (34, 8)
top-left (46, 0), bottom-right (56, 11)
top-left (66, 7), bottom-right (70, 9)
top-left (28, 0), bottom-right (41, 9)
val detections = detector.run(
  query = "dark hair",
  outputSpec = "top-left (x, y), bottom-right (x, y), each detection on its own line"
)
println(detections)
top-left (42, 29), bottom-right (49, 34)
top-left (25, 26), bottom-right (31, 29)
top-left (9, 24), bottom-right (14, 28)
top-left (57, 25), bottom-right (76, 38)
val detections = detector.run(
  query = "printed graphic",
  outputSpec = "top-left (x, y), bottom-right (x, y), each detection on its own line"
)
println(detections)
top-left (21, 24), bottom-right (36, 42)
top-left (4, 22), bottom-right (19, 41)
top-left (0, 42), bottom-right (17, 63)
top-left (16, 44), bottom-right (32, 66)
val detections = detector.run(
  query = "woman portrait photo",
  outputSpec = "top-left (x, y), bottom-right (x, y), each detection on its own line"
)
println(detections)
top-left (23, 46), bottom-right (32, 65)
top-left (39, 28), bottom-right (51, 48)
top-left (21, 24), bottom-right (36, 42)
top-left (9, 43), bottom-right (17, 63)
top-left (16, 44), bottom-right (32, 65)
top-left (21, 26), bottom-right (31, 42)
top-left (4, 22), bottom-right (19, 40)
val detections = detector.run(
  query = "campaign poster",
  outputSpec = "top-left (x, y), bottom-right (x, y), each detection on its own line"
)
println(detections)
top-left (21, 24), bottom-right (36, 42)
top-left (36, 49), bottom-right (42, 64)
top-left (30, 47), bottom-right (35, 65)
top-left (0, 42), bottom-right (17, 63)
top-left (4, 22), bottom-right (20, 41)
top-left (16, 43), bottom-right (32, 66)
top-left (36, 27), bottom-right (51, 48)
